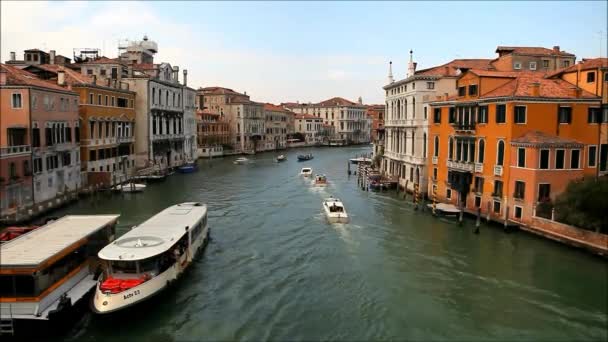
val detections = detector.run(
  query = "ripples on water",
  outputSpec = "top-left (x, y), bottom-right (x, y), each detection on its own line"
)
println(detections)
top-left (48, 147), bottom-right (607, 341)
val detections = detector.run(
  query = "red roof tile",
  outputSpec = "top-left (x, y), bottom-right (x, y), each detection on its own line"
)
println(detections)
top-left (30, 64), bottom-right (94, 85)
top-left (511, 130), bottom-right (583, 145)
top-left (295, 114), bottom-right (321, 120)
top-left (317, 97), bottom-right (359, 107)
top-left (1, 64), bottom-right (75, 92)
top-left (199, 86), bottom-right (245, 96)
top-left (481, 72), bottom-right (598, 99)
top-left (495, 46), bottom-right (575, 57)
top-left (83, 57), bottom-right (124, 65)
top-left (546, 58), bottom-right (608, 78)
top-left (415, 59), bottom-right (494, 77)
top-left (264, 103), bottom-right (290, 112)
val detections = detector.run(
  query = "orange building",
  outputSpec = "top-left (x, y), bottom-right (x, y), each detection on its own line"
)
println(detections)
top-left (428, 70), bottom-right (602, 226)
top-left (366, 104), bottom-right (385, 142)
top-left (197, 109), bottom-right (230, 156)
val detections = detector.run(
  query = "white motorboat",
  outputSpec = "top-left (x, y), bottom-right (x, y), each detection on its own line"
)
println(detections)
top-left (322, 197), bottom-right (349, 223)
top-left (92, 202), bottom-right (209, 314)
top-left (300, 167), bottom-right (313, 177)
top-left (276, 155), bottom-right (286, 162)
top-left (114, 183), bottom-right (146, 193)
top-left (313, 174), bottom-right (328, 187)
top-left (234, 157), bottom-right (249, 165)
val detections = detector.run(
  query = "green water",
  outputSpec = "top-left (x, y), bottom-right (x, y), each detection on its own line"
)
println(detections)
top-left (46, 147), bottom-right (607, 341)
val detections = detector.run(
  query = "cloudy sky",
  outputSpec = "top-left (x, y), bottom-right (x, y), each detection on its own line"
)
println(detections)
top-left (1, 1), bottom-right (606, 104)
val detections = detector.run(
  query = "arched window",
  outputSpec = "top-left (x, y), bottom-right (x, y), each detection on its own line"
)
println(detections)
top-left (434, 136), bottom-right (439, 157)
top-left (423, 133), bottom-right (427, 157)
top-left (411, 131), bottom-right (415, 155)
top-left (404, 99), bottom-right (408, 119)
top-left (412, 97), bottom-right (416, 118)
top-left (449, 137), bottom-right (454, 160)
top-left (497, 140), bottom-right (505, 165)
top-left (478, 139), bottom-right (485, 163)
top-left (396, 99), bottom-right (401, 119)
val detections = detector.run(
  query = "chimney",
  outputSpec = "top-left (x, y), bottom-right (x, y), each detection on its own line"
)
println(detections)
top-left (530, 82), bottom-right (540, 97)
top-left (57, 70), bottom-right (65, 86)
top-left (107, 78), bottom-right (111, 87)
top-left (173, 66), bottom-right (179, 83)
top-left (553, 46), bottom-right (560, 53)
top-left (444, 66), bottom-right (450, 75)
top-left (575, 88), bottom-right (582, 98)
top-left (10, 52), bottom-right (16, 61)
top-left (183, 69), bottom-right (188, 87)
top-left (50, 50), bottom-right (56, 65)
top-left (92, 75), bottom-right (97, 85)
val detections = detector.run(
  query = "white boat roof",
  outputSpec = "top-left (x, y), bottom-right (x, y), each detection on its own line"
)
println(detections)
top-left (0, 215), bottom-right (120, 268)
top-left (302, 167), bottom-right (312, 170)
top-left (324, 197), bottom-right (342, 203)
top-left (98, 202), bottom-right (207, 261)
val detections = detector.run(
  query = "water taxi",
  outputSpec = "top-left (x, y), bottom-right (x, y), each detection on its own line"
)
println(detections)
top-left (0, 215), bottom-right (119, 336)
top-left (313, 174), bottom-right (328, 186)
top-left (234, 157), bottom-right (249, 165)
top-left (300, 167), bottom-right (313, 177)
top-left (92, 202), bottom-right (209, 314)
top-left (322, 197), bottom-right (349, 223)
top-left (297, 154), bottom-right (313, 161)
top-left (114, 183), bottom-right (146, 193)
top-left (276, 155), bottom-right (286, 162)
top-left (177, 161), bottom-right (198, 173)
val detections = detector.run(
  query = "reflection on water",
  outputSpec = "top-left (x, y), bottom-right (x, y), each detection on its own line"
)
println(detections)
top-left (43, 146), bottom-right (607, 341)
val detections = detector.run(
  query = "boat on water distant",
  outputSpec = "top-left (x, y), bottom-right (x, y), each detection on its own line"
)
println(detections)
top-left (0, 215), bottom-right (119, 335)
top-left (92, 202), bottom-right (209, 315)
top-left (349, 157), bottom-right (372, 165)
top-left (313, 174), bottom-right (328, 186)
top-left (300, 167), bottom-right (313, 177)
top-left (276, 155), bottom-right (286, 162)
top-left (322, 197), bottom-right (349, 223)
top-left (234, 157), bottom-right (249, 165)
top-left (178, 161), bottom-right (198, 173)
top-left (131, 174), bottom-right (166, 183)
top-left (114, 183), bottom-right (146, 193)
top-left (297, 154), bottom-right (313, 161)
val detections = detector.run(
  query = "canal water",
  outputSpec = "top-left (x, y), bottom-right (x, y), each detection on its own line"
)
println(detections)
top-left (47, 147), bottom-right (606, 341)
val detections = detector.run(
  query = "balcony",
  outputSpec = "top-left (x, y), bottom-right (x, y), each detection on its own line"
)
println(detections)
top-left (117, 136), bottom-right (135, 144)
top-left (451, 122), bottom-right (476, 133)
top-left (0, 145), bottom-right (31, 157)
top-left (447, 159), bottom-right (474, 172)
top-left (475, 163), bottom-right (483, 173)
top-left (494, 165), bottom-right (503, 176)
top-left (152, 133), bottom-right (185, 141)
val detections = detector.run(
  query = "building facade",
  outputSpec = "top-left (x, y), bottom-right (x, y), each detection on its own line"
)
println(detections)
top-left (263, 103), bottom-right (291, 151)
top-left (196, 109), bottom-right (230, 157)
top-left (491, 46), bottom-right (576, 73)
top-left (428, 69), bottom-right (602, 226)
top-left (183, 83), bottom-right (198, 161)
top-left (294, 114), bottom-right (323, 145)
top-left (366, 104), bottom-right (385, 142)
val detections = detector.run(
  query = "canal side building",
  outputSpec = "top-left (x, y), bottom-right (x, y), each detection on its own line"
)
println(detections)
top-left (294, 114), bottom-right (324, 145)
top-left (196, 109), bottom-right (230, 157)
top-left (183, 80), bottom-right (198, 161)
top-left (382, 52), bottom-right (493, 194)
top-left (1, 64), bottom-right (81, 223)
top-left (427, 70), bottom-right (602, 226)
top-left (263, 103), bottom-right (292, 151)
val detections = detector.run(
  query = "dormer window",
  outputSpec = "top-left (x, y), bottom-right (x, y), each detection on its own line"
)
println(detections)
top-left (514, 62), bottom-right (522, 70)
top-left (529, 62), bottom-right (537, 70)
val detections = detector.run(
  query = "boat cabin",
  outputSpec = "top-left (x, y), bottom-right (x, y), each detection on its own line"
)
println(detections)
top-left (0, 215), bottom-right (119, 320)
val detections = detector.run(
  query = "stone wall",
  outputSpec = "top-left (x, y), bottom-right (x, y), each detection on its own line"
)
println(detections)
top-left (523, 216), bottom-right (608, 256)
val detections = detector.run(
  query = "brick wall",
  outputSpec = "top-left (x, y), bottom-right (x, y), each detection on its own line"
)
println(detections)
top-left (525, 216), bottom-right (608, 255)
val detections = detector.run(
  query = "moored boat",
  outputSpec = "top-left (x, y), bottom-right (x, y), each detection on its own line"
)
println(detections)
top-left (0, 215), bottom-right (119, 336)
top-left (91, 202), bottom-right (209, 315)
top-left (300, 167), bottom-right (313, 177)
top-left (322, 197), bottom-right (349, 223)
top-left (297, 154), bottom-right (313, 161)
top-left (276, 155), bottom-right (286, 162)
top-left (234, 157), bottom-right (249, 165)
top-left (178, 162), bottom-right (198, 173)
top-left (114, 183), bottom-right (146, 193)
top-left (313, 174), bottom-right (328, 186)
top-left (0, 225), bottom-right (39, 243)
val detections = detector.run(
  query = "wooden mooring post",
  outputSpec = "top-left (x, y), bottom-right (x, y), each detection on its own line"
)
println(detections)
top-left (474, 207), bottom-right (481, 234)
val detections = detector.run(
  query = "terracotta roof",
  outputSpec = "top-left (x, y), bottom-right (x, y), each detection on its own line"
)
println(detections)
top-left (83, 57), bottom-right (124, 65)
top-left (264, 103), bottom-right (290, 112)
top-left (415, 59), bottom-right (494, 77)
top-left (295, 114), bottom-right (321, 120)
top-left (29, 64), bottom-right (94, 85)
top-left (132, 63), bottom-right (157, 71)
top-left (546, 58), bottom-right (608, 78)
top-left (480, 72), bottom-right (598, 99)
top-left (495, 46), bottom-right (575, 57)
top-left (468, 69), bottom-right (520, 78)
top-left (280, 102), bottom-right (302, 108)
top-left (196, 109), bottom-right (219, 116)
top-left (1, 64), bottom-right (75, 92)
top-left (511, 130), bottom-right (583, 145)
top-left (199, 86), bottom-right (245, 96)
top-left (317, 97), bottom-right (358, 107)
top-left (24, 48), bottom-right (48, 54)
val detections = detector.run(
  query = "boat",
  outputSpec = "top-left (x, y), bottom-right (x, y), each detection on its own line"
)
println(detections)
top-left (0, 215), bottom-right (119, 336)
top-left (92, 202), bottom-right (209, 315)
top-left (322, 197), bottom-right (349, 223)
top-left (234, 157), bottom-right (249, 165)
top-left (113, 183), bottom-right (146, 193)
top-left (131, 174), bottom-right (166, 183)
top-left (276, 155), bottom-right (286, 162)
top-left (178, 161), bottom-right (198, 173)
top-left (313, 174), bottom-right (328, 186)
top-left (297, 154), bottom-right (313, 161)
top-left (0, 225), bottom-right (39, 243)
top-left (349, 157), bottom-right (372, 165)
top-left (300, 167), bottom-right (313, 177)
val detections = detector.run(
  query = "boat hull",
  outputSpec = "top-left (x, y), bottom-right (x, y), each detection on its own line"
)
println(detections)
top-left (178, 166), bottom-right (197, 173)
top-left (322, 204), bottom-right (349, 223)
top-left (91, 226), bottom-right (209, 314)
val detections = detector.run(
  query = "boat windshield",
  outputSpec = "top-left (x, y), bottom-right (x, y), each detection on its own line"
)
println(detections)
top-left (111, 260), bottom-right (138, 274)
top-left (329, 204), bottom-right (344, 213)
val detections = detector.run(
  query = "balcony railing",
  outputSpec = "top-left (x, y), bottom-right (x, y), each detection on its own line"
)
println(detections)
top-left (494, 165), bottom-right (503, 176)
top-left (475, 163), bottom-right (483, 173)
top-left (0, 145), bottom-right (31, 157)
top-left (447, 159), bottom-right (474, 172)
top-left (451, 123), bottom-right (476, 132)
top-left (117, 136), bottom-right (135, 143)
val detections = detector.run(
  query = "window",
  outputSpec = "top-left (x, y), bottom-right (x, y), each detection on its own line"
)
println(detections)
top-left (434, 136), bottom-right (439, 157)
top-left (563, 60), bottom-right (570, 68)
top-left (493, 201), bottom-right (501, 213)
top-left (588, 145), bottom-right (597, 167)
top-left (433, 108), bottom-right (441, 123)
top-left (517, 148), bottom-right (526, 167)
top-left (426, 82), bottom-right (435, 89)
top-left (97, 94), bottom-right (102, 105)
top-left (539, 149), bottom-right (550, 169)
top-left (446, 189), bottom-right (452, 200)
top-left (514, 106), bottom-right (526, 124)
top-left (477, 139), bottom-right (484, 163)
top-left (448, 107), bottom-right (456, 123)
top-left (474, 196), bottom-right (481, 208)
top-left (493, 180), bottom-right (503, 197)
top-left (529, 61), bottom-right (537, 70)
top-left (478, 106), bottom-right (488, 123)
top-left (87, 69), bottom-right (93, 75)
top-left (100, 69), bottom-right (106, 76)
top-left (433, 167), bottom-right (438, 181)
top-left (33, 158), bottom-right (42, 174)
top-left (514, 181), bottom-right (525, 200)
top-left (514, 206), bottom-right (523, 219)
top-left (497, 140), bottom-right (505, 166)
top-left (558, 107), bottom-right (572, 124)
top-left (32, 127), bottom-right (40, 147)
top-left (474, 176), bottom-right (483, 193)
top-left (496, 104), bottom-right (506, 123)
top-left (12, 93), bottom-right (22, 108)
top-left (538, 184), bottom-right (551, 202)
top-left (588, 108), bottom-right (601, 123)
top-left (586, 72), bottom-right (595, 83)
top-left (570, 149), bottom-right (580, 169)
top-left (514, 62), bottom-right (522, 70)
top-left (458, 86), bottom-right (466, 96)
top-left (543, 60), bottom-right (549, 69)
top-left (89, 93), bottom-right (94, 104)
top-left (423, 107), bottom-right (427, 119)
top-left (468, 85), bottom-right (478, 96)
top-left (555, 149), bottom-right (565, 169)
